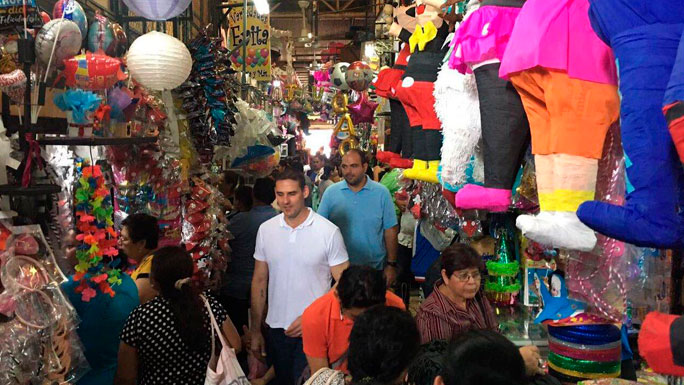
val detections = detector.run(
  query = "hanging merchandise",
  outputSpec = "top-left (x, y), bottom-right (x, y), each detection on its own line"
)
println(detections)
top-left (87, 12), bottom-right (117, 55)
top-left (484, 221), bottom-right (521, 306)
top-left (330, 62), bottom-right (350, 91)
top-left (122, 0), bottom-right (192, 21)
top-left (0, 68), bottom-right (28, 104)
top-left (0, 0), bottom-right (43, 31)
top-left (639, 312), bottom-right (684, 377)
top-left (395, 0), bottom-right (450, 184)
top-left (492, 0), bottom-right (620, 252)
top-left (127, 31), bottom-right (192, 91)
top-left (53, 89), bottom-right (102, 137)
top-left (345, 61), bottom-right (374, 92)
top-left (61, 53), bottom-right (127, 90)
top-left (450, 0), bottom-right (529, 213)
top-left (347, 92), bottom-right (378, 125)
top-left (226, 5), bottom-right (271, 81)
top-left (575, 0), bottom-right (684, 249)
top-left (52, 0), bottom-right (88, 39)
top-left (34, 19), bottom-right (82, 66)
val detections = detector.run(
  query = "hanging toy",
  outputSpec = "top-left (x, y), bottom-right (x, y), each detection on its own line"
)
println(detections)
top-left (61, 52), bottom-right (127, 90)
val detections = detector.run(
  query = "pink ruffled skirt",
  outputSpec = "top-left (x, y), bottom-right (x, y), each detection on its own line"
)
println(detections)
top-left (448, 5), bottom-right (522, 74)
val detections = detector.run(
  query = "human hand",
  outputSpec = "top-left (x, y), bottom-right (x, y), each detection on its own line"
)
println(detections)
top-left (285, 316), bottom-right (303, 338)
top-left (519, 345), bottom-right (544, 377)
top-left (242, 325), bottom-right (251, 351)
top-left (251, 331), bottom-right (267, 358)
top-left (384, 265), bottom-right (398, 287)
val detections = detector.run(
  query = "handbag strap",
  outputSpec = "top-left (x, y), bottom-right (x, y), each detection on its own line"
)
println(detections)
top-left (201, 294), bottom-right (231, 350)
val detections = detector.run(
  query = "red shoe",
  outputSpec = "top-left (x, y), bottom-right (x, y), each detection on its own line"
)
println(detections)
top-left (377, 151), bottom-right (400, 164)
top-left (389, 157), bottom-right (413, 169)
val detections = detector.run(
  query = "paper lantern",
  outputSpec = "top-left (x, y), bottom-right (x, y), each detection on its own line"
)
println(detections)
top-left (126, 31), bottom-right (191, 91)
top-left (122, 0), bottom-right (192, 21)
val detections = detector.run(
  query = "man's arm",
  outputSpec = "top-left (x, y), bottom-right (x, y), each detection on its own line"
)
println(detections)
top-left (330, 261), bottom-right (350, 283)
top-left (250, 260), bottom-right (269, 357)
top-left (135, 278), bottom-right (158, 304)
top-left (384, 226), bottom-right (399, 264)
top-left (307, 356), bottom-right (331, 375)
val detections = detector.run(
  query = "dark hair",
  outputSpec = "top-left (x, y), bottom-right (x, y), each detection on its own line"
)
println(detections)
top-left (313, 154), bottom-right (327, 164)
top-left (440, 243), bottom-right (483, 277)
top-left (275, 168), bottom-right (306, 191)
top-left (234, 185), bottom-right (254, 210)
top-left (254, 178), bottom-right (276, 204)
top-left (151, 246), bottom-right (208, 352)
top-left (344, 149), bottom-right (368, 165)
top-left (407, 340), bottom-right (449, 385)
top-left (440, 330), bottom-right (525, 385)
top-left (223, 170), bottom-right (243, 188)
top-left (121, 213), bottom-right (159, 250)
top-left (321, 165), bottom-right (334, 181)
top-left (337, 266), bottom-right (387, 310)
top-left (349, 306), bottom-right (420, 385)
top-left (290, 161), bottom-right (305, 173)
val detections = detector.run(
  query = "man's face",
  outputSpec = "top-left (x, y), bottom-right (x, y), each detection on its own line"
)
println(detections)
top-left (341, 152), bottom-right (367, 187)
top-left (275, 179), bottom-right (309, 219)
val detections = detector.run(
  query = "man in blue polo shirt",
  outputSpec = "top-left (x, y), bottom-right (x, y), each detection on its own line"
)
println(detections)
top-left (318, 149), bottom-right (399, 285)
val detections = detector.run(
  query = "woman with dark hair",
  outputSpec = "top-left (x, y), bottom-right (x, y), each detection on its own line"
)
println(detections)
top-left (115, 246), bottom-right (241, 385)
top-left (436, 330), bottom-right (526, 385)
top-left (348, 306), bottom-right (420, 385)
top-left (120, 213), bottom-right (159, 304)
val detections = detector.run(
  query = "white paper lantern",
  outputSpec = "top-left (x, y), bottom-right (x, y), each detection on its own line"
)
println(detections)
top-left (123, 0), bottom-right (192, 21)
top-left (126, 31), bottom-right (191, 91)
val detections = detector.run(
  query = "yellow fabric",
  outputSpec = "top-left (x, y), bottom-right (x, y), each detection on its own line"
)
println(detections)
top-left (539, 190), bottom-right (596, 212)
top-left (403, 159), bottom-right (428, 180)
top-left (548, 362), bottom-right (620, 380)
top-left (409, 21), bottom-right (437, 53)
top-left (131, 254), bottom-right (154, 281)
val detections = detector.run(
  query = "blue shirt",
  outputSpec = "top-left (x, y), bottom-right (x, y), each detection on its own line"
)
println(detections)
top-left (224, 205), bottom-right (278, 299)
top-left (318, 176), bottom-right (398, 269)
top-left (62, 274), bottom-right (139, 385)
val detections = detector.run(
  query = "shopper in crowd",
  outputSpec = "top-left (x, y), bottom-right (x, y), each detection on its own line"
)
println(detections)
top-left (348, 306), bottom-right (421, 385)
top-left (290, 160), bottom-right (314, 207)
top-left (115, 246), bottom-right (241, 385)
top-left (308, 154), bottom-right (327, 182)
top-left (62, 252), bottom-right (139, 385)
top-left (406, 340), bottom-right (449, 385)
top-left (436, 330), bottom-right (527, 385)
top-left (220, 170), bottom-right (245, 212)
top-left (318, 165), bottom-right (335, 198)
top-left (302, 265), bottom-right (405, 374)
top-left (318, 149), bottom-right (399, 286)
top-left (222, 178), bottom-right (277, 334)
top-left (415, 243), bottom-right (544, 377)
top-left (227, 185), bottom-right (254, 220)
top-left (251, 168), bottom-right (349, 385)
top-left (394, 190), bottom-right (416, 308)
top-left (120, 213), bottom-right (159, 304)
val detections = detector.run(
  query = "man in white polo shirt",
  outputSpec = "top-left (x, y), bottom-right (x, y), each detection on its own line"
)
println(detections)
top-left (250, 168), bottom-right (349, 385)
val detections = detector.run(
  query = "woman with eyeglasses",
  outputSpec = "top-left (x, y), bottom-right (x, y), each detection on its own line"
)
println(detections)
top-left (416, 243), bottom-right (546, 380)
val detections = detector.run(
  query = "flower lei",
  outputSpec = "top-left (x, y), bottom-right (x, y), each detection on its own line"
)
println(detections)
top-left (73, 164), bottom-right (121, 301)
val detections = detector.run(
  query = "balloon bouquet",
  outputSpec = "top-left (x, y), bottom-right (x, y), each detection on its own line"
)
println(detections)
top-left (329, 60), bottom-right (378, 156)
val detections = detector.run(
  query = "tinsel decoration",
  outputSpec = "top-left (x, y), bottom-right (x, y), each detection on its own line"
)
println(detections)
top-left (73, 164), bottom-right (121, 301)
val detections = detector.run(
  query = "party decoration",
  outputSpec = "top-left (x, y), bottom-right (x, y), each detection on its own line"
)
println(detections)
top-left (35, 19), bottom-right (82, 66)
top-left (534, 271), bottom-right (586, 324)
top-left (122, 0), bottom-right (192, 21)
top-left (72, 165), bottom-right (120, 301)
top-left (484, 224), bottom-right (520, 305)
top-left (87, 12), bottom-right (115, 54)
top-left (638, 312), bottom-right (684, 377)
top-left (330, 62), bottom-right (350, 91)
top-left (345, 61), bottom-right (374, 92)
top-left (226, 3), bottom-right (271, 80)
top-left (107, 86), bottom-right (133, 120)
top-left (53, 90), bottom-right (102, 132)
top-left (333, 114), bottom-right (358, 155)
top-left (62, 52), bottom-right (127, 90)
top-left (0, 0), bottom-right (43, 31)
top-left (347, 92), bottom-right (378, 125)
top-left (547, 324), bottom-right (621, 382)
top-left (331, 91), bottom-right (348, 114)
top-left (230, 145), bottom-right (279, 178)
top-left (0, 68), bottom-right (26, 104)
top-left (53, 0), bottom-right (88, 39)
top-left (40, 10), bottom-right (50, 24)
top-left (107, 22), bottom-right (128, 57)
top-left (127, 31), bottom-right (192, 91)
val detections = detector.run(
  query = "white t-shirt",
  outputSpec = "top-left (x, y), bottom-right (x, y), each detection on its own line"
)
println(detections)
top-left (254, 209), bottom-right (349, 329)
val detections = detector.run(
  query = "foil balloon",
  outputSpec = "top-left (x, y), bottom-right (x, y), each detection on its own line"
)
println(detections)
top-left (107, 22), bottom-right (128, 57)
top-left (62, 53), bottom-right (127, 90)
top-left (345, 61), bottom-right (374, 92)
top-left (40, 11), bottom-right (51, 24)
top-left (35, 19), bottom-right (82, 66)
top-left (87, 12), bottom-right (115, 54)
top-left (53, 0), bottom-right (88, 39)
top-left (0, 69), bottom-right (26, 104)
top-left (347, 92), bottom-right (378, 125)
top-left (330, 62), bottom-right (350, 91)
top-left (331, 92), bottom-right (348, 114)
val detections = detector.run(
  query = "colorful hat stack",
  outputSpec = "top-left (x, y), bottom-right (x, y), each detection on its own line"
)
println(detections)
top-left (547, 323), bottom-right (622, 382)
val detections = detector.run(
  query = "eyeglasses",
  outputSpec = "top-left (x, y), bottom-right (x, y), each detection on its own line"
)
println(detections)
top-left (453, 271), bottom-right (481, 282)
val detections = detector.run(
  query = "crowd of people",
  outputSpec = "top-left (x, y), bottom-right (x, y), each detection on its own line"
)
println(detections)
top-left (62, 149), bottom-right (554, 385)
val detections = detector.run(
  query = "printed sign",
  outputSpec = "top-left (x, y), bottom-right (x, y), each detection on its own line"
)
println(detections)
top-left (226, 4), bottom-right (271, 81)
